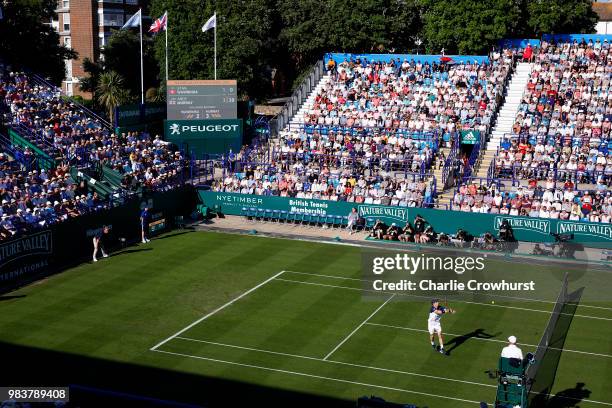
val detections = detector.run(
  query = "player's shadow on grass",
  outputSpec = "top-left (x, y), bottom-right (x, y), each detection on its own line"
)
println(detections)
top-left (114, 248), bottom-right (154, 256)
top-left (156, 230), bottom-right (195, 240)
top-left (546, 382), bottom-right (591, 407)
top-left (444, 328), bottom-right (500, 356)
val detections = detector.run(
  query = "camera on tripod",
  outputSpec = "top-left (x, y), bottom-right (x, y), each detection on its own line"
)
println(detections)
top-left (550, 232), bottom-right (574, 243)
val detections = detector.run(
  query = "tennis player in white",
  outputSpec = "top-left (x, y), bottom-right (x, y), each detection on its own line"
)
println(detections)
top-left (429, 299), bottom-right (455, 355)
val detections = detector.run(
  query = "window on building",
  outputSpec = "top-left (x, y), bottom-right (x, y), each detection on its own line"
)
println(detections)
top-left (65, 82), bottom-right (73, 97)
top-left (62, 13), bottom-right (70, 32)
top-left (101, 13), bottom-right (124, 27)
top-left (62, 0), bottom-right (70, 9)
top-left (63, 36), bottom-right (71, 48)
top-left (65, 59), bottom-right (73, 80)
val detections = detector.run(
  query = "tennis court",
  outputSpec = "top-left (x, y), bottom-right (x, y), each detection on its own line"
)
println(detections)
top-left (150, 263), bottom-right (612, 407)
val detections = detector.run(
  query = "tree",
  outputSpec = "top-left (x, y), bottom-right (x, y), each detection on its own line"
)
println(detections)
top-left (526, 0), bottom-right (597, 37)
top-left (0, 0), bottom-right (76, 84)
top-left (81, 30), bottom-right (158, 103)
top-left (97, 71), bottom-right (129, 126)
top-left (149, 0), bottom-right (278, 99)
top-left (419, 0), bottom-right (521, 55)
top-left (277, 0), bottom-right (422, 84)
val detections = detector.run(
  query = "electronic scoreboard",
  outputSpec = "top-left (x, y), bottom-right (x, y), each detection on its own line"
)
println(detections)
top-left (166, 80), bottom-right (237, 120)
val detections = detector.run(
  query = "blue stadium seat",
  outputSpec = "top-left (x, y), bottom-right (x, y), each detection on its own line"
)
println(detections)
top-left (264, 208), bottom-right (273, 221)
top-left (255, 208), bottom-right (266, 220)
top-left (279, 210), bottom-right (288, 223)
top-left (365, 218), bottom-right (375, 231)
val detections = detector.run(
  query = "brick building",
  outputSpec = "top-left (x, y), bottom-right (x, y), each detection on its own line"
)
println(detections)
top-left (51, 0), bottom-right (141, 97)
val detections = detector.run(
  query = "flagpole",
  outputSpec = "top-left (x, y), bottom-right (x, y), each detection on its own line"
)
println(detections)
top-left (214, 12), bottom-right (217, 80)
top-left (139, 8), bottom-right (144, 105)
top-left (165, 12), bottom-right (168, 84)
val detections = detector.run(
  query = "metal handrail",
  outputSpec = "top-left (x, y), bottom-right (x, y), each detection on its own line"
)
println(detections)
top-left (274, 58), bottom-right (326, 135)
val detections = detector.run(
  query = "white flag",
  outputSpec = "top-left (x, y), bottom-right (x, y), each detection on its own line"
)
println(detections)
top-left (202, 13), bottom-right (216, 32)
top-left (122, 9), bottom-right (141, 29)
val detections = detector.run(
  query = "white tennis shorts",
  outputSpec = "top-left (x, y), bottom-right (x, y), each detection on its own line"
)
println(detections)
top-left (428, 321), bottom-right (442, 334)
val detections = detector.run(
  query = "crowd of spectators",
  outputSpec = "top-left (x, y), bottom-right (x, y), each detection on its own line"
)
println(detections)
top-left (311, 56), bottom-right (511, 134)
top-left (0, 163), bottom-right (111, 239)
top-left (1, 72), bottom-right (187, 190)
top-left (451, 180), bottom-right (612, 223)
top-left (212, 164), bottom-right (434, 207)
top-left (273, 129), bottom-right (437, 174)
top-left (495, 38), bottom-right (612, 183)
top-left (221, 56), bottom-right (513, 206)
top-left (0, 72), bottom-right (189, 240)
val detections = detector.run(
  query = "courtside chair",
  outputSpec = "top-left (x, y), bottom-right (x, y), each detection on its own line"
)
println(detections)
top-left (302, 213), bottom-right (312, 227)
top-left (248, 207), bottom-right (257, 221)
top-left (272, 209), bottom-right (280, 222)
top-left (255, 207), bottom-right (266, 221)
top-left (334, 215), bottom-right (343, 229)
top-left (241, 207), bottom-right (249, 219)
top-left (279, 210), bottom-right (288, 223)
top-left (312, 213), bottom-right (323, 227)
top-left (365, 218), bottom-right (375, 231)
top-left (288, 211), bottom-right (298, 224)
top-left (264, 208), bottom-right (273, 222)
top-left (342, 215), bottom-right (349, 229)
top-left (324, 214), bottom-right (335, 228)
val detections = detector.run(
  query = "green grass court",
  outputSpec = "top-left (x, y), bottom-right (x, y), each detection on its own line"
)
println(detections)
top-left (1, 231), bottom-right (611, 407)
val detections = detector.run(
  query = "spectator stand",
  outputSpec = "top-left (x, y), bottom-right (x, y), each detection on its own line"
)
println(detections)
top-left (30, 74), bottom-right (112, 129)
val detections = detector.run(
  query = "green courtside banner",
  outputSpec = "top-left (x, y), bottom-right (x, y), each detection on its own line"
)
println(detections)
top-left (164, 119), bottom-right (243, 156)
top-left (198, 190), bottom-right (612, 247)
top-left (461, 130), bottom-right (480, 145)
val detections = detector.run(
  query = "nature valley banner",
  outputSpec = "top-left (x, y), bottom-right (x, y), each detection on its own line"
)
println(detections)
top-left (358, 205), bottom-right (409, 223)
top-left (0, 230), bottom-right (53, 284)
top-left (0, 230), bottom-right (52, 267)
top-left (493, 216), bottom-right (550, 235)
top-left (557, 221), bottom-right (612, 241)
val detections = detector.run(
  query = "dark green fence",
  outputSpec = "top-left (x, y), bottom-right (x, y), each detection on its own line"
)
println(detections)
top-left (198, 190), bottom-right (612, 247)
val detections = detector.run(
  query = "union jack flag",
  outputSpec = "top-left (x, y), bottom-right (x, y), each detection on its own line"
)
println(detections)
top-left (149, 12), bottom-right (167, 33)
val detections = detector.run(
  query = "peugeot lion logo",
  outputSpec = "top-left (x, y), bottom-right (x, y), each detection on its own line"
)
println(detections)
top-left (170, 123), bottom-right (181, 135)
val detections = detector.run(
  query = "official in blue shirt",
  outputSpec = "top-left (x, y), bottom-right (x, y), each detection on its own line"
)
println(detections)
top-left (140, 207), bottom-right (151, 243)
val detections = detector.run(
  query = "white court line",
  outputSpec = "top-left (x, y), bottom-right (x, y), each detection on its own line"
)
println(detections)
top-left (150, 270), bottom-right (286, 351)
top-left (284, 270), bottom-right (612, 312)
top-left (174, 336), bottom-right (496, 388)
top-left (365, 322), bottom-right (612, 359)
top-left (151, 348), bottom-right (487, 406)
top-left (323, 293), bottom-right (396, 360)
top-left (284, 271), bottom-right (612, 312)
top-left (279, 271), bottom-right (612, 322)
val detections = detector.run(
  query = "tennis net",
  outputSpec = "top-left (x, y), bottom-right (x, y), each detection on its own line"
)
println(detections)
top-left (525, 272), bottom-right (569, 395)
